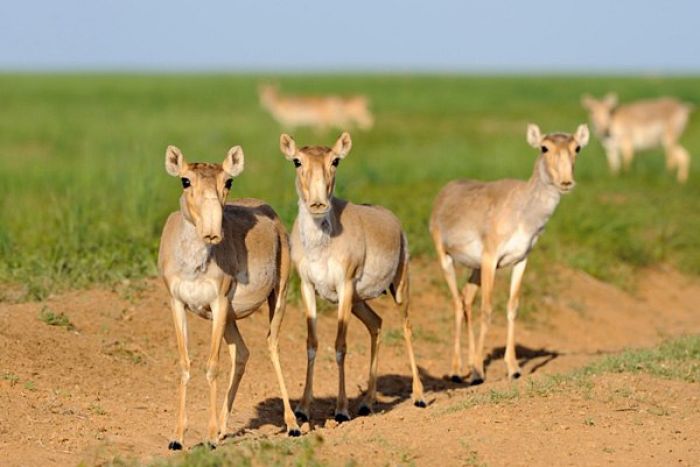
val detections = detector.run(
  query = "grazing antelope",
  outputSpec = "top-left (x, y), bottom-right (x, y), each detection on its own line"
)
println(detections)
top-left (280, 132), bottom-right (425, 422)
top-left (430, 124), bottom-right (589, 384)
top-left (581, 93), bottom-right (693, 183)
top-left (158, 145), bottom-right (300, 449)
top-left (259, 84), bottom-right (374, 130)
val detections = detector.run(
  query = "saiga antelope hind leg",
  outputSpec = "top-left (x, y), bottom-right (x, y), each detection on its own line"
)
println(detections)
top-left (352, 300), bottom-right (382, 415)
top-left (431, 226), bottom-right (467, 383)
top-left (392, 248), bottom-right (426, 407)
top-left (266, 287), bottom-right (302, 436)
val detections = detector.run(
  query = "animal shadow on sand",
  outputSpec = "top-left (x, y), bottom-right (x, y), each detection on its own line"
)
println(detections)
top-left (483, 344), bottom-right (560, 378)
top-left (221, 346), bottom-right (560, 439)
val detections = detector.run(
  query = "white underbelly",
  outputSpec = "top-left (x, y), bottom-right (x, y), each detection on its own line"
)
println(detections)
top-left (448, 236), bottom-right (484, 269)
top-left (630, 125), bottom-right (664, 150)
top-left (172, 278), bottom-right (218, 315)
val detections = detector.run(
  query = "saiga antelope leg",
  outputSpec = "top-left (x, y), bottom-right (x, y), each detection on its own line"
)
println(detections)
top-left (218, 318), bottom-right (249, 439)
top-left (266, 288), bottom-right (302, 436)
top-left (352, 300), bottom-right (382, 415)
top-left (620, 139), bottom-right (634, 172)
top-left (169, 298), bottom-right (190, 450)
top-left (474, 254), bottom-right (497, 382)
top-left (205, 294), bottom-right (229, 445)
top-left (334, 280), bottom-right (355, 422)
top-left (461, 269), bottom-right (481, 384)
top-left (504, 259), bottom-right (527, 379)
top-left (393, 267), bottom-right (426, 407)
top-left (295, 278), bottom-right (318, 422)
top-left (430, 227), bottom-right (465, 382)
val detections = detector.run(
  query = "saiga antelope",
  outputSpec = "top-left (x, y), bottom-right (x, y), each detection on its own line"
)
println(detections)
top-left (581, 93), bottom-right (693, 183)
top-left (430, 124), bottom-right (589, 384)
top-left (280, 132), bottom-right (425, 422)
top-left (158, 145), bottom-right (300, 449)
top-left (259, 84), bottom-right (374, 130)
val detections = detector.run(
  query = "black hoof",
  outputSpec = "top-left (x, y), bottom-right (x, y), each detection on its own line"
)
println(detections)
top-left (469, 375), bottom-right (484, 386)
top-left (288, 428), bottom-right (302, 437)
top-left (414, 400), bottom-right (427, 408)
top-left (294, 410), bottom-right (309, 423)
top-left (511, 371), bottom-right (522, 380)
top-left (450, 375), bottom-right (465, 384)
top-left (357, 405), bottom-right (372, 416)
top-left (168, 440), bottom-right (183, 451)
top-left (334, 413), bottom-right (351, 423)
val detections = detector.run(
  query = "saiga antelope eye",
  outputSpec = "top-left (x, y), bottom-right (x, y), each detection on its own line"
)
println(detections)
top-left (331, 158), bottom-right (340, 167)
top-left (575, 146), bottom-right (581, 153)
top-left (181, 177), bottom-right (191, 188)
top-left (224, 179), bottom-right (233, 189)
top-left (293, 158), bottom-right (301, 168)
top-left (540, 146), bottom-right (548, 153)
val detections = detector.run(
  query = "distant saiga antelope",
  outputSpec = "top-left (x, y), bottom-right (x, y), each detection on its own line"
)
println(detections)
top-left (430, 123), bottom-right (589, 384)
top-left (259, 84), bottom-right (374, 130)
top-left (581, 93), bottom-right (693, 183)
top-left (280, 132), bottom-right (425, 422)
top-left (158, 145), bottom-right (300, 449)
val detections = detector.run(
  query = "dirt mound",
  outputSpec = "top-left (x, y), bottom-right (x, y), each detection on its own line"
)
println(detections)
top-left (1, 262), bottom-right (699, 466)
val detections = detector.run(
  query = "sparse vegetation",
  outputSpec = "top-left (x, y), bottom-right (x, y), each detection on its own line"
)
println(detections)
top-left (2, 372), bottom-right (19, 386)
top-left (1, 75), bottom-right (700, 301)
top-left (38, 306), bottom-right (76, 330)
top-left (147, 435), bottom-right (325, 467)
top-left (444, 335), bottom-right (700, 413)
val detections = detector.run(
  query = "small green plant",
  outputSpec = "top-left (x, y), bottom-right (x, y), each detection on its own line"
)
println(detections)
top-left (24, 380), bottom-right (36, 391)
top-left (89, 403), bottom-right (107, 416)
top-left (38, 306), bottom-right (75, 331)
top-left (2, 372), bottom-right (20, 387)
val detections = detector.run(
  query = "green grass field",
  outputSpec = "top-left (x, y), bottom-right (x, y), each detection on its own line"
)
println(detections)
top-left (2, 74), bottom-right (700, 300)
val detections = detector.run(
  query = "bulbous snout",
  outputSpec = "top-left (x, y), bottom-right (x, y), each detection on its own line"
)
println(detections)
top-left (197, 198), bottom-right (224, 244)
top-left (307, 200), bottom-right (330, 216)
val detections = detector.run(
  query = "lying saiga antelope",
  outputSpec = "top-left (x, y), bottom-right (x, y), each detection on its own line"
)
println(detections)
top-left (259, 84), bottom-right (374, 130)
top-left (158, 145), bottom-right (300, 449)
top-left (430, 124), bottom-right (589, 384)
top-left (280, 132), bottom-right (425, 422)
top-left (581, 93), bottom-right (693, 183)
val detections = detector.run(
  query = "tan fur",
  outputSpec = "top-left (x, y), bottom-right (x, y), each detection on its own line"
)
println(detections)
top-left (280, 132), bottom-right (424, 421)
top-left (158, 145), bottom-right (300, 448)
top-left (260, 84), bottom-right (374, 130)
top-left (582, 94), bottom-right (693, 182)
top-left (430, 124), bottom-right (589, 383)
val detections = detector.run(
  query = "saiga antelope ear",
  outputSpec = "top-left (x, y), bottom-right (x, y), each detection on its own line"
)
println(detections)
top-left (165, 145), bottom-right (186, 176)
top-left (581, 94), bottom-right (594, 109)
top-left (603, 92), bottom-right (618, 108)
top-left (222, 146), bottom-right (245, 177)
top-left (574, 124), bottom-right (590, 148)
top-left (279, 133), bottom-right (296, 160)
top-left (526, 124), bottom-right (542, 148)
top-left (332, 132), bottom-right (352, 159)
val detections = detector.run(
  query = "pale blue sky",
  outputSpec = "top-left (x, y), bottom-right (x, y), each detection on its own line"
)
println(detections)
top-left (1, 0), bottom-right (698, 72)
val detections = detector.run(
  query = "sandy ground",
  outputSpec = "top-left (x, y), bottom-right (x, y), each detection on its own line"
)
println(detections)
top-left (1, 261), bottom-right (699, 466)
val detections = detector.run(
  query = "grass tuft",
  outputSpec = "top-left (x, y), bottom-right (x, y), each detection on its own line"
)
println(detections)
top-left (38, 306), bottom-right (76, 331)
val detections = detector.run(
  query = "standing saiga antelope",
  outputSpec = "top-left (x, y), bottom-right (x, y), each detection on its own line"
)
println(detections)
top-left (158, 145), bottom-right (300, 449)
top-left (430, 123), bottom-right (589, 384)
top-left (280, 132), bottom-right (425, 422)
top-left (581, 93), bottom-right (693, 183)
top-left (259, 84), bottom-right (374, 131)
